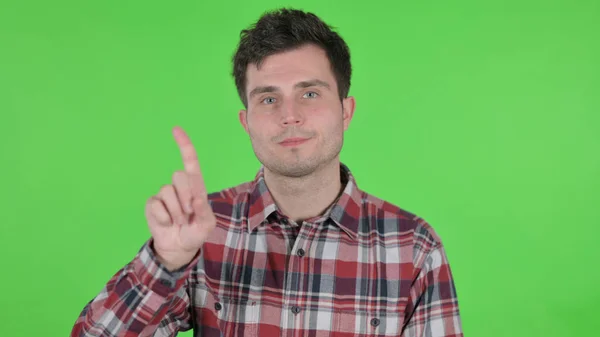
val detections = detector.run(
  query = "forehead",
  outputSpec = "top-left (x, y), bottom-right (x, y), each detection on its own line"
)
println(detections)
top-left (245, 44), bottom-right (336, 88)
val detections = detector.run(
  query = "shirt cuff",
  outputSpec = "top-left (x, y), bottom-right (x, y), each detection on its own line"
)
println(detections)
top-left (130, 238), bottom-right (202, 298)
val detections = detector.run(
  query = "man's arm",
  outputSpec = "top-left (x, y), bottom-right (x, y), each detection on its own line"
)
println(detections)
top-left (71, 239), bottom-right (199, 337)
top-left (402, 243), bottom-right (463, 337)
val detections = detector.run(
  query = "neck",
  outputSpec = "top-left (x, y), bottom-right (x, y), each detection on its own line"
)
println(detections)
top-left (263, 160), bottom-right (343, 224)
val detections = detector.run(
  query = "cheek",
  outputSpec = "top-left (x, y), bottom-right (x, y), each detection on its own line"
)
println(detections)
top-left (247, 113), bottom-right (264, 131)
top-left (248, 118), bottom-right (274, 142)
top-left (313, 109), bottom-right (343, 129)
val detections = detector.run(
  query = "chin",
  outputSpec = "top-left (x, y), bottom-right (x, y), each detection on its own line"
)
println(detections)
top-left (259, 157), bottom-right (318, 178)
top-left (276, 164), bottom-right (318, 178)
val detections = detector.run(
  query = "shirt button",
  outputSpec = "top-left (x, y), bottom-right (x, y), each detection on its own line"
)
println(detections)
top-left (291, 306), bottom-right (301, 314)
top-left (297, 248), bottom-right (305, 257)
top-left (214, 302), bottom-right (222, 311)
top-left (370, 318), bottom-right (380, 327)
top-left (159, 279), bottom-right (172, 287)
top-left (281, 218), bottom-right (289, 225)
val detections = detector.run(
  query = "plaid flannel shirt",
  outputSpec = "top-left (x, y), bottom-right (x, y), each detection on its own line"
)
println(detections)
top-left (71, 163), bottom-right (463, 336)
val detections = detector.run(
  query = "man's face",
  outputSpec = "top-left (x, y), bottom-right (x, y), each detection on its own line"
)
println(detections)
top-left (239, 44), bottom-right (355, 178)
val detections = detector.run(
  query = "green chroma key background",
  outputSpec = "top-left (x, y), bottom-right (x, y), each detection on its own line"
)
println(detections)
top-left (1, 0), bottom-right (598, 336)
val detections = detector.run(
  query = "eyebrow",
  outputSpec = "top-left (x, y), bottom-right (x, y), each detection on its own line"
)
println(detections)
top-left (248, 79), bottom-right (331, 99)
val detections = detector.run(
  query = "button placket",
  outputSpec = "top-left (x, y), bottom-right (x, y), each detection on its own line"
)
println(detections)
top-left (283, 221), bottom-right (315, 323)
top-left (294, 221), bottom-right (317, 259)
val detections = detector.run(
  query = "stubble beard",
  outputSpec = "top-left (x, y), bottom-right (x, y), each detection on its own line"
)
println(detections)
top-left (250, 131), bottom-right (344, 179)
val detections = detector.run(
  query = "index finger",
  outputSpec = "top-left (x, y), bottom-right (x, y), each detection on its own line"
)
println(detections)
top-left (172, 126), bottom-right (202, 174)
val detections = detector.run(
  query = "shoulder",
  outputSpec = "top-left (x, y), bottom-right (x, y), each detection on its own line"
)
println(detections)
top-left (360, 190), bottom-right (444, 250)
top-left (360, 190), bottom-right (449, 270)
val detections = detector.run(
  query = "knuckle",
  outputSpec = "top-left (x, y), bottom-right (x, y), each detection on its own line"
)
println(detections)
top-left (156, 211), bottom-right (171, 225)
top-left (148, 197), bottom-right (162, 212)
top-left (145, 197), bottom-right (162, 216)
top-left (147, 197), bottom-right (171, 224)
top-left (146, 196), bottom-right (159, 209)
top-left (159, 184), bottom-right (174, 195)
top-left (144, 197), bottom-right (154, 214)
top-left (171, 170), bottom-right (186, 184)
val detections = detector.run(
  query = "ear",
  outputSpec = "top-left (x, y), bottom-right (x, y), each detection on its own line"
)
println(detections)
top-left (341, 96), bottom-right (356, 131)
top-left (238, 109), bottom-right (249, 134)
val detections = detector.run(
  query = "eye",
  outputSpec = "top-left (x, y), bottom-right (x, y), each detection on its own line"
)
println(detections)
top-left (262, 97), bottom-right (277, 104)
top-left (303, 91), bottom-right (319, 99)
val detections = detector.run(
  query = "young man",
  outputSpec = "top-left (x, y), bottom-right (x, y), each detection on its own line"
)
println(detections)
top-left (71, 8), bottom-right (463, 337)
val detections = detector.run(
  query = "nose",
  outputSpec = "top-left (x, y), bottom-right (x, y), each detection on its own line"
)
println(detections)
top-left (279, 100), bottom-right (304, 127)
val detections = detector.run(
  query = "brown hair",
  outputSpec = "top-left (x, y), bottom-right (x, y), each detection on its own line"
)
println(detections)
top-left (232, 8), bottom-right (352, 108)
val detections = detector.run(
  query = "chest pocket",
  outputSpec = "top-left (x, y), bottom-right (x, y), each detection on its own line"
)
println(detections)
top-left (194, 286), bottom-right (261, 337)
top-left (334, 307), bottom-right (405, 337)
top-left (215, 297), bottom-right (260, 337)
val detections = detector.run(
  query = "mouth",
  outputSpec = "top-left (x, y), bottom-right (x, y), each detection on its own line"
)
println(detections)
top-left (278, 137), bottom-right (310, 147)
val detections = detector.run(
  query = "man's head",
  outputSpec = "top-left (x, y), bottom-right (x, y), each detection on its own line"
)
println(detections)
top-left (233, 8), bottom-right (356, 178)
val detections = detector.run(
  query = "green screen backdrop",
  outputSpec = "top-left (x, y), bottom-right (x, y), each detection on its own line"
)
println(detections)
top-left (1, 0), bottom-right (598, 336)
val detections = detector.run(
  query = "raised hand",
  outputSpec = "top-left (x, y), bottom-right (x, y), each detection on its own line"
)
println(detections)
top-left (144, 126), bottom-right (217, 271)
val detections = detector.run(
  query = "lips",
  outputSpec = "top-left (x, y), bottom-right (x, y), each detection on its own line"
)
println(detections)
top-left (279, 137), bottom-right (310, 146)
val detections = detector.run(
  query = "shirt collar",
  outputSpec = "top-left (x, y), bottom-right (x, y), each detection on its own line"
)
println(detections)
top-left (247, 162), bottom-right (362, 240)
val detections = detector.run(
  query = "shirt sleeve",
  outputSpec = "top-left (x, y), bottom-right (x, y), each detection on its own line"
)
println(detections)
top-left (70, 238), bottom-right (201, 337)
top-left (402, 243), bottom-right (464, 337)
